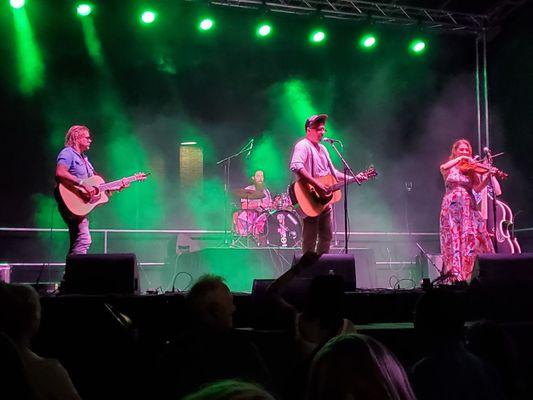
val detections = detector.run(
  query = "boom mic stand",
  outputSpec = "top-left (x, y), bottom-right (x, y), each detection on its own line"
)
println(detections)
top-left (216, 139), bottom-right (254, 246)
top-left (415, 242), bottom-right (453, 286)
top-left (327, 140), bottom-right (359, 254)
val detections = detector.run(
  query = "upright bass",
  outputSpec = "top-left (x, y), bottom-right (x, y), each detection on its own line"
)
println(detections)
top-left (461, 152), bottom-right (521, 254)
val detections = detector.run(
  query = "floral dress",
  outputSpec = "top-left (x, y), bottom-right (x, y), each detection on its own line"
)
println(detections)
top-left (440, 166), bottom-right (494, 282)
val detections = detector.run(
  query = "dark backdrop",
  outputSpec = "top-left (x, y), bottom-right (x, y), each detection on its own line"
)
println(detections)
top-left (1, 1), bottom-right (532, 235)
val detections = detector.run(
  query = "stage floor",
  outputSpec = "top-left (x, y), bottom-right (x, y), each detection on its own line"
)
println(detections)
top-left (7, 246), bottom-right (429, 293)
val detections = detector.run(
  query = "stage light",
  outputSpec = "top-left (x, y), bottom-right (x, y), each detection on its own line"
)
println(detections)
top-left (10, 0), bottom-right (25, 9)
top-left (359, 33), bottom-right (377, 49)
top-left (409, 39), bottom-right (427, 54)
top-left (76, 3), bottom-right (92, 17)
top-left (257, 23), bottom-right (272, 37)
top-left (310, 30), bottom-right (326, 43)
top-left (199, 18), bottom-right (214, 31)
top-left (141, 10), bottom-right (157, 24)
top-left (10, 0), bottom-right (44, 95)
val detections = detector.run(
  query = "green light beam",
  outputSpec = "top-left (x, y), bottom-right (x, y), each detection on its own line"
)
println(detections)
top-left (11, 6), bottom-right (45, 95)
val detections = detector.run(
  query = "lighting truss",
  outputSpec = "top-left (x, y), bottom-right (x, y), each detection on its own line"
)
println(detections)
top-left (487, 0), bottom-right (528, 26)
top-left (207, 0), bottom-right (488, 34)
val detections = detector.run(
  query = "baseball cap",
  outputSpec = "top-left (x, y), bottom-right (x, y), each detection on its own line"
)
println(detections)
top-left (305, 114), bottom-right (328, 129)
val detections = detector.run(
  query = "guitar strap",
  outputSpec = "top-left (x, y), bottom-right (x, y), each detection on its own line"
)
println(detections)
top-left (81, 155), bottom-right (95, 177)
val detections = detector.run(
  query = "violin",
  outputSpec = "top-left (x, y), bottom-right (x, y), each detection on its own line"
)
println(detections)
top-left (458, 158), bottom-right (508, 180)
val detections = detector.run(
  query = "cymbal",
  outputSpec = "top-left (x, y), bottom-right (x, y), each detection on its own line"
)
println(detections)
top-left (233, 188), bottom-right (265, 200)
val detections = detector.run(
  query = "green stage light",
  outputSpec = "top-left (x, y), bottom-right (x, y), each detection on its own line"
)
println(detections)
top-left (257, 23), bottom-right (272, 37)
top-left (76, 3), bottom-right (92, 17)
top-left (409, 39), bottom-right (427, 54)
top-left (141, 10), bottom-right (157, 24)
top-left (359, 34), bottom-right (377, 49)
top-left (11, 0), bottom-right (44, 95)
top-left (310, 30), bottom-right (326, 43)
top-left (199, 18), bottom-right (214, 31)
top-left (10, 0), bottom-right (25, 9)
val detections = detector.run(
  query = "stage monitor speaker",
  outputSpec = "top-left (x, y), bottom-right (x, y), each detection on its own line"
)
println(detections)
top-left (63, 253), bottom-right (139, 295)
top-left (471, 253), bottom-right (533, 321)
top-left (292, 253), bottom-right (356, 291)
top-left (472, 253), bottom-right (533, 287)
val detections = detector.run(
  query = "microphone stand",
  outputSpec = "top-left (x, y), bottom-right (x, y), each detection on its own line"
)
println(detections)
top-left (415, 242), bottom-right (451, 285)
top-left (328, 140), bottom-right (359, 254)
top-left (216, 139), bottom-right (254, 246)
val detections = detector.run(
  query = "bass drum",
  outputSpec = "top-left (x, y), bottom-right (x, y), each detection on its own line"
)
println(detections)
top-left (260, 210), bottom-right (302, 247)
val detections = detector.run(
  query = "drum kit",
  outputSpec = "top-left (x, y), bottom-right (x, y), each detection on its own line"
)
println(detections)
top-left (232, 187), bottom-right (302, 247)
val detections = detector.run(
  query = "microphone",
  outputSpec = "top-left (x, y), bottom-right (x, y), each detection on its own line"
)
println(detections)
top-left (483, 147), bottom-right (491, 155)
top-left (322, 137), bottom-right (342, 143)
top-left (246, 139), bottom-right (254, 158)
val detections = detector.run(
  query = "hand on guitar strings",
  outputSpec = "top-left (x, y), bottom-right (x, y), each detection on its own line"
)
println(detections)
top-left (314, 182), bottom-right (331, 197)
top-left (78, 182), bottom-right (96, 200)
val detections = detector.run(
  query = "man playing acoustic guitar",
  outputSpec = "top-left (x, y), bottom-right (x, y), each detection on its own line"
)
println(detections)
top-left (289, 114), bottom-right (368, 254)
top-left (54, 125), bottom-right (129, 255)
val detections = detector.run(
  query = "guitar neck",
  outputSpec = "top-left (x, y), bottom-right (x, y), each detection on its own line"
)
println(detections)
top-left (330, 177), bottom-right (360, 192)
top-left (99, 175), bottom-right (140, 192)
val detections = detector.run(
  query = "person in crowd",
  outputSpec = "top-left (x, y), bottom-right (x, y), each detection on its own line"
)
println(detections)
top-left (181, 379), bottom-right (276, 400)
top-left (466, 319), bottom-right (520, 399)
top-left (158, 275), bottom-right (270, 398)
top-left (411, 289), bottom-right (505, 400)
top-left (266, 251), bottom-right (357, 359)
top-left (307, 333), bottom-right (416, 400)
top-left (0, 282), bottom-right (81, 400)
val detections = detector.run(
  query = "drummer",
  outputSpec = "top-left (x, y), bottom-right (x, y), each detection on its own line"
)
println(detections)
top-left (234, 170), bottom-right (272, 238)
top-left (241, 170), bottom-right (272, 211)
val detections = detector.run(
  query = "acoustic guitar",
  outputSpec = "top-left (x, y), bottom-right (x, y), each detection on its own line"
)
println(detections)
top-left (58, 172), bottom-right (148, 217)
top-left (289, 166), bottom-right (377, 217)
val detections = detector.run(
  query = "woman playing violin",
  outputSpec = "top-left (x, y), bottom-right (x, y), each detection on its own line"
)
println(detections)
top-left (439, 139), bottom-right (496, 282)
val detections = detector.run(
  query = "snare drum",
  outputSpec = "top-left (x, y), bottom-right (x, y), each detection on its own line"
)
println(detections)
top-left (258, 210), bottom-right (302, 247)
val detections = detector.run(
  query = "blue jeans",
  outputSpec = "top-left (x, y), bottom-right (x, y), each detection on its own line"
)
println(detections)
top-left (55, 188), bottom-right (92, 255)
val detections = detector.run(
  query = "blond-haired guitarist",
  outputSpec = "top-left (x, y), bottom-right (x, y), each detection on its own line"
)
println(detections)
top-left (54, 125), bottom-right (130, 256)
top-left (289, 114), bottom-right (369, 254)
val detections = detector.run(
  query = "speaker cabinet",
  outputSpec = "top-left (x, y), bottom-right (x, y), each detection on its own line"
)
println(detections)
top-left (473, 253), bottom-right (533, 287)
top-left (63, 254), bottom-right (139, 295)
top-left (471, 253), bottom-right (533, 321)
top-left (293, 253), bottom-right (357, 291)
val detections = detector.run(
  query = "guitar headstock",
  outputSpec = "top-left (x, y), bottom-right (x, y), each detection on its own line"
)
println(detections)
top-left (133, 172), bottom-right (150, 182)
top-left (360, 165), bottom-right (378, 180)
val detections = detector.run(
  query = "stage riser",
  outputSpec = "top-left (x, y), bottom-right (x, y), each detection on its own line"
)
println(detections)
top-left (5, 248), bottom-right (432, 292)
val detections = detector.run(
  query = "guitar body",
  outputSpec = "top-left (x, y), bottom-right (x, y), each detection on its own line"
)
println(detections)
top-left (59, 175), bottom-right (110, 217)
top-left (58, 172), bottom-right (148, 217)
top-left (290, 175), bottom-right (342, 218)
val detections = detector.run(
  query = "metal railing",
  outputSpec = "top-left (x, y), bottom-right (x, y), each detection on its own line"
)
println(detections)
top-left (1, 226), bottom-right (439, 268)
